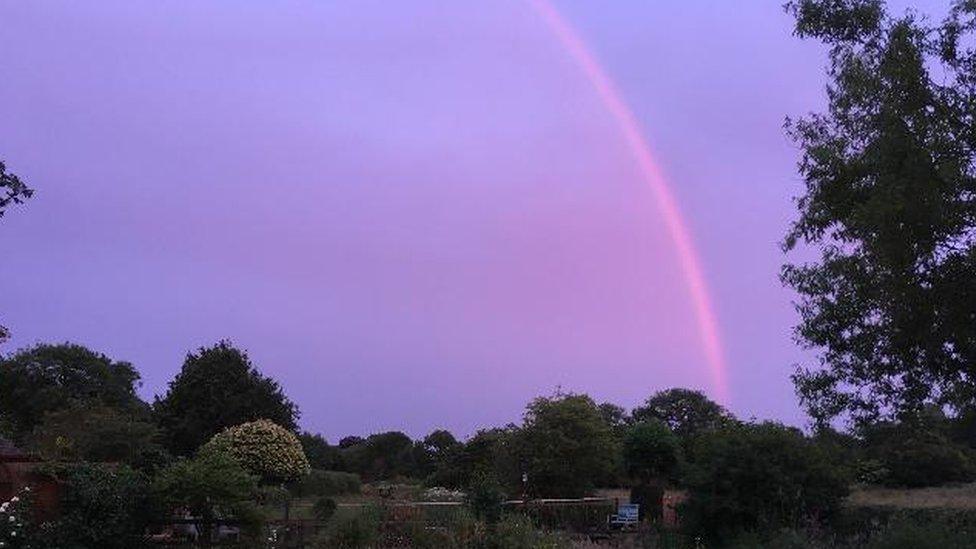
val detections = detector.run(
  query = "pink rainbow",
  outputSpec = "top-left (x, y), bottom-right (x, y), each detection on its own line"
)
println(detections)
top-left (529, 0), bottom-right (731, 404)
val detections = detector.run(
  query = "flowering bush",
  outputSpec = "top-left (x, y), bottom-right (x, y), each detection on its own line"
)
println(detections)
top-left (0, 487), bottom-right (33, 549)
top-left (201, 419), bottom-right (310, 483)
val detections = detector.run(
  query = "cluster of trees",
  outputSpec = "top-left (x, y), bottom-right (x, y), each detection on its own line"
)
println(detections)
top-left (5, 338), bottom-right (976, 544)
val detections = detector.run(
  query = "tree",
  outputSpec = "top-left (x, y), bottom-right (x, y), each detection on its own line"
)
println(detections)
top-left (30, 404), bottom-right (169, 471)
top-left (298, 432), bottom-right (341, 470)
top-left (622, 421), bottom-right (681, 482)
top-left (518, 393), bottom-right (616, 497)
top-left (623, 421), bottom-right (681, 522)
top-left (783, 0), bottom-right (976, 425)
top-left (598, 402), bottom-right (631, 437)
top-left (861, 419), bottom-right (975, 487)
top-left (201, 419), bottom-right (310, 484)
top-left (341, 431), bottom-right (417, 481)
top-left (632, 388), bottom-right (732, 440)
top-left (682, 422), bottom-right (849, 540)
top-left (153, 452), bottom-right (260, 546)
top-left (153, 341), bottom-right (299, 456)
top-left (0, 160), bottom-right (32, 219)
top-left (0, 343), bottom-right (145, 442)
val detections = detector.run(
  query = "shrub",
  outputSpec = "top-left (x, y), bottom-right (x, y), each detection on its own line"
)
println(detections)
top-left (314, 510), bottom-right (380, 548)
top-left (862, 425), bottom-right (974, 487)
top-left (38, 463), bottom-right (154, 549)
top-left (467, 472), bottom-right (505, 524)
top-left (0, 488), bottom-right (35, 549)
top-left (152, 451), bottom-right (261, 541)
top-left (681, 422), bottom-right (849, 541)
top-left (312, 497), bottom-right (337, 522)
top-left (201, 419), bottom-right (310, 483)
top-left (490, 514), bottom-right (570, 549)
top-left (289, 469), bottom-right (361, 498)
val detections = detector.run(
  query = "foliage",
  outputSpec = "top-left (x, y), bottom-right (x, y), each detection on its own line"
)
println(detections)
top-left (289, 469), bottom-right (361, 498)
top-left (38, 463), bottom-right (154, 549)
top-left (489, 513), bottom-right (570, 549)
top-left (201, 419), bottom-right (310, 484)
top-left (518, 393), bottom-right (616, 497)
top-left (29, 404), bottom-right (169, 471)
top-left (861, 421), bottom-right (974, 487)
top-left (153, 340), bottom-right (299, 456)
top-left (837, 506), bottom-right (976, 546)
top-left (0, 160), bottom-right (33, 219)
top-left (312, 497), bottom-right (337, 522)
top-left (0, 488), bottom-right (34, 549)
top-left (632, 388), bottom-right (732, 440)
top-left (467, 472), bottom-right (506, 524)
top-left (0, 343), bottom-right (145, 442)
top-left (622, 420), bottom-right (681, 481)
top-left (782, 0), bottom-right (976, 425)
top-left (681, 422), bottom-right (849, 541)
top-left (338, 430), bottom-right (422, 481)
top-left (298, 431), bottom-right (342, 470)
top-left (314, 509), bottom-right (380, 549)
top-left (152, 451), bottom-right (260, 536)
top-left (598, 402), bottom-right (631, 436)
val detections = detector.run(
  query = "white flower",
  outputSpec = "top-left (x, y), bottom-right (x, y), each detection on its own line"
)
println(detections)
top-left (8, 516), bottom-right (14, 522)
top-left (8, 497), bottom-right (17, 503)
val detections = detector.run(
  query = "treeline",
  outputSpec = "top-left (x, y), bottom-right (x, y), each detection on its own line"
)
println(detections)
top-left (5, 339), bottom-right (976, 545)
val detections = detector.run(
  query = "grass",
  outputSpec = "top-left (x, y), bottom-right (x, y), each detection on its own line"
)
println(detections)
top-left (847, 482), bottom-right (976, 509)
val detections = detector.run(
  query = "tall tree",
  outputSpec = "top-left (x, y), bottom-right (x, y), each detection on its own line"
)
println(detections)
top-left (153, 341), bottom-right (299, 456)
top-left (0, 343), bottom-right (145, 442)
top-left (518, 393), bottom-right (616, 497)
top-left (783, 0), bottom-right (976, 425)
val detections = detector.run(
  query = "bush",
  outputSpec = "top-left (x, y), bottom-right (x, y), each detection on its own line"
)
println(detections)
top-left (289, 469), bottom-right (361, 498)
top-left (201, 419), bottom-right (310, 483)
top-left (152, 451), bottom-right (261, 541)
top-left (862, 425), bottom-right (974, 487)
top-left (38, 463), bottom-right (154, 549)
top-left (466, 472), bottom-right (505, 524)
top-left (0, 488), bottom-right (35, 549)
top-left (490, 514), bottom-right (570, 549)
top-left (681, 422), bottom-right (849, 541)
top-left (312, 497), bottom-right (337, 521)
top-left (314, 510), bottom-right (380, 548)
top-left (835, 506), bottom-right (976, 545)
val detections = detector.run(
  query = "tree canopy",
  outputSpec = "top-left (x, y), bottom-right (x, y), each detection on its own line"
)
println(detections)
top-left (0, 343), bottom-right (145, 442)
top-left (153, 341), bottom-right (299, 456)
top-left (632, 388), bottom-right (731, 439)
top-left (518, 393), bottom-right (616, 498)
top-left (783, 0), bottom-right (976, 425)
top-left (622, 420), bottom-right (681, 482)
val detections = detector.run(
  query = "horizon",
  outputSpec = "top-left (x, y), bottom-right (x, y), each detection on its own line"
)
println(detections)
top-left (0, 0), bottom-right (948, 441)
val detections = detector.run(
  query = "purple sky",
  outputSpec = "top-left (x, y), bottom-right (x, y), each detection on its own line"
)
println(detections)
top-left (0, 1), bottom-right (945, 440)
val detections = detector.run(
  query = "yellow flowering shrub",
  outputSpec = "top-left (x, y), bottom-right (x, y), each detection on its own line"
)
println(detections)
top-left (201, 419), bottom-right (310, 483)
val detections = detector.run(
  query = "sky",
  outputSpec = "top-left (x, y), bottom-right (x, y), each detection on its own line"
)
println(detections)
top-left (0, 1), bottom-right (946, 440)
